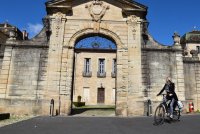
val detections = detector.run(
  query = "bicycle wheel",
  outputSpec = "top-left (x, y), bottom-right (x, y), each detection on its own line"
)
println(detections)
top-left (173, 104), bottom-right (180, 121)
top-left (154, 104), bottom-right (165, 125)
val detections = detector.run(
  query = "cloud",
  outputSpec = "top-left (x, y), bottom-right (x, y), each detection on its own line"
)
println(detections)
top-left (27, 23), bottom-right (43, 38)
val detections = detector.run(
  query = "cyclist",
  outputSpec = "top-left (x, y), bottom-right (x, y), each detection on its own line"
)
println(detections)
top-left (157, 77), bottom-right (178, 119)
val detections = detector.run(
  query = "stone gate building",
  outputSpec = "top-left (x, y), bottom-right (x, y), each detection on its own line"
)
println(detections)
top-left (0, 0), bottom-right (200, 116)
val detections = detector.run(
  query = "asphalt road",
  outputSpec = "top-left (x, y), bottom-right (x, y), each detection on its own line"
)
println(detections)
top-left (0, 114), bottom-right (200, 134)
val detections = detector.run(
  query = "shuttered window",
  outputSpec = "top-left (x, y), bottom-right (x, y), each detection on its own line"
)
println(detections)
top-left (99, 59), bottom-right (105, 74)
top-left (84, 58), bottom-right (91, 73)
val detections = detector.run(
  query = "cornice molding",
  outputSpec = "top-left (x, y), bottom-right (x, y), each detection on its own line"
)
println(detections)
top-left (45, 0), bottom-right (147, 17)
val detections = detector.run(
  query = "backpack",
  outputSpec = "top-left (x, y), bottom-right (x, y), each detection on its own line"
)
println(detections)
top-left (177, 101), bottom-right (184, 111)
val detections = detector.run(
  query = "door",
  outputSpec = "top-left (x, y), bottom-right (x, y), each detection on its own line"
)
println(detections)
top-left (83, 87), bottom-right (90, 103)
top-left (97, 88), bottom-right (105, 104)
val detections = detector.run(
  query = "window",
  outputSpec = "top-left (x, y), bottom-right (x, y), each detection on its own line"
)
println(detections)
top-left (84, 58), bottom-right (91, 73)
top-left (99, 59), bottom-right (105, 74)
top-left (111, 59), bottom-right (116, 78)
top-left (97, 59), bottom-right (106, 77)
top-left (83, 58), bottom-right (92, 77)
top-left (197, 46), bottom-right (200, 53)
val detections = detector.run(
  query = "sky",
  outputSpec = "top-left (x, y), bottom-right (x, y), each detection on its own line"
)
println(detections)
top-left (0, 0), bottom-right (199, 45)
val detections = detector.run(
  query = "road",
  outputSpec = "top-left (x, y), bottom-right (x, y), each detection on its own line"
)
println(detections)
top-left (0, 114), bottom-right (199, 134)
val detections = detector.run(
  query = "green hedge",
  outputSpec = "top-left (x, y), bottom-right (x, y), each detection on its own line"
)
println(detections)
top-left (0, 113), bottom-right (10, 120)
top-left (73, 102), bottom-right (85, 107)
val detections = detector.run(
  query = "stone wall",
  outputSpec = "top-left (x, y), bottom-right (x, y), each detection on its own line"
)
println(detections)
top-left (0, 46), bottom-right (48, 115)
top-left (0, 98), bottom-right (43, 115)
top-left (7, 47), bottom-right (47, 98)
top-left (141, 46), bottom-right (186, 115)
top-left (184, 59), bottom-right (200, 111)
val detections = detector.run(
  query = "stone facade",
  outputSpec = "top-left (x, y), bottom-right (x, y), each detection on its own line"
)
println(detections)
top-left (181, 31), bottom-right (200, 112)
top-left (73, 49), bottom-right (116, 105)
top-left (0, 0), bottom-right (199, 116)
top-left (0, 28), bottom-right (49, 115)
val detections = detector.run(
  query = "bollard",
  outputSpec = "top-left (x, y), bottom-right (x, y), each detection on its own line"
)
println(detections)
top-left (56, 109), bottom-right (59, 116)
top-left (147, 99), bottom-right (152, 116)
top-left (50, 99), bottom-right (54, 116)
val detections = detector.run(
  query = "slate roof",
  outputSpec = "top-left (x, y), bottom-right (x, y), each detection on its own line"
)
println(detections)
top-left (181, 30), bottom-right (200, 44)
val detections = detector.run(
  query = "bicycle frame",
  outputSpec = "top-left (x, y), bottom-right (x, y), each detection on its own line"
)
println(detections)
top-left (154, 94), bottom-right (180, 125)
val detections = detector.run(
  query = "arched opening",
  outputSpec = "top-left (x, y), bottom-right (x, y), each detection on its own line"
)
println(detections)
top-left (71, 34), bottom-right (117, 116)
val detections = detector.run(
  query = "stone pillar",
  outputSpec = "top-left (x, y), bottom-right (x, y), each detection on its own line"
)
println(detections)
top-left (0, 46), bottom-right (13, 98)
top-left (116, 49), bottom-right (129, 116)
top-left (173, 36), bottom-right (185, 101)
top-left (44, 12), bottom-right (70, 115)
top-left (116, 15), bottom-right (143, 116)
top-left (59, 46), bottom-right (74, 114)
top-left (127, 15), bottom-right (143, 115)
top-left (195, 64), bottom-right (200, 111)
top-left (175, 51), bottom-right (185, 100)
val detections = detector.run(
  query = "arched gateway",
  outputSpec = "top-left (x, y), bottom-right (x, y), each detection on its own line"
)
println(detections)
top-left (1, 0), bottom-right (196, 117)
top-left (44, 0), bottom-right (147, 116)
top-left (73, 35), bottom-right (117, 107)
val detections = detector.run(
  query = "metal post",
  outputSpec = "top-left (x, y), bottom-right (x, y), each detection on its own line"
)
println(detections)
top-left (147, 99), bottom-right (152, 116)
top-left (50, 99), bottom-right (54, 116)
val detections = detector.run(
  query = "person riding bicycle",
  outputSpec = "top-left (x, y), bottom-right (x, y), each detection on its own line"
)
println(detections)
top-left (157, 77), bottom-right (178, 119)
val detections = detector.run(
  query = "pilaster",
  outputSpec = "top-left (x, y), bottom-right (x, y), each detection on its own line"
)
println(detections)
top-left (45, 12), bottom-right (70, 114)
top-left (0, 46), bottom-right (13, 98)
top-left (195, 64), bottom-right (200, 111)
top-left (174, 46), bottom-right (185, 101)
top-left (116, 48), bottom-right (129, 116)
top-left (127, 15), bottom-right (143, 115)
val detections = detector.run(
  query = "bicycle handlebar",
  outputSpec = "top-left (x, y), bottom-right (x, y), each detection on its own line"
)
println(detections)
top-left (157, 94), bottom-right (167, 97)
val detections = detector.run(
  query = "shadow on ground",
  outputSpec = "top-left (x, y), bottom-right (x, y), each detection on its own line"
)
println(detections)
top-left (71, 106), bottom-right (115, 116)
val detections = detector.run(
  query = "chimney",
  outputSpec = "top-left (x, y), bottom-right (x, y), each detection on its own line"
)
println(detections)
top-left (4, 22), bottom-right (8, 28)
top-left (22, 30), bottom-right (28, 40)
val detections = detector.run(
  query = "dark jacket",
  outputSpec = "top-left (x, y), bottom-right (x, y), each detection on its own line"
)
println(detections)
top-left (158, 82), bottom-right (178, 101)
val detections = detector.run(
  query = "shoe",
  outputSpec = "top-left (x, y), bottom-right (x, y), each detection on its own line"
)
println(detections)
top-left (167, 113), bottom-right (170, 116)
top-left (170, 114), bottom-right (173, 119)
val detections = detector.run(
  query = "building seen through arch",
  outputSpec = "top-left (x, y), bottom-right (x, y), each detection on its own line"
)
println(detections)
top-left (73, 36), bottom-right (117, 106)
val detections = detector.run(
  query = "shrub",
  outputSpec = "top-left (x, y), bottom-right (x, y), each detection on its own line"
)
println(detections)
top-left (0, 113), bottom-right (10, 120)
top-left (73, 102), bottom-right (85, 107)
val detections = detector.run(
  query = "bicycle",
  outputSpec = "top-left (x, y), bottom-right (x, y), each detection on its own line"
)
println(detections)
top-left (154, 94), bottom-right (181, 125)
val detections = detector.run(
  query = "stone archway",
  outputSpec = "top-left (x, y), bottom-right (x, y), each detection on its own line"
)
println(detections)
top-left (66, 28), bottom-right (127, 116)
top-left (71, 34), bottom-right (117, 116)
top-left (68, 28), bottom-right (123, 49)
top-left (46, 16), bottom-right (143, 116)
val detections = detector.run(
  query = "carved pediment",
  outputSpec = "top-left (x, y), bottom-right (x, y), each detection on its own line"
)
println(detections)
top-left (46, 0), bottom-right (72, 15)
top-left (46, 0), bottom-right (147, 17)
